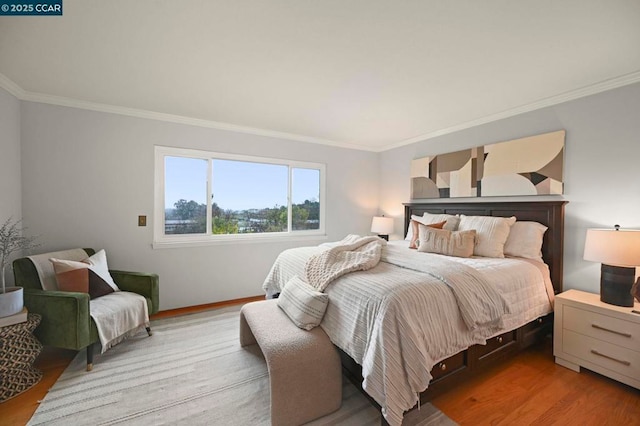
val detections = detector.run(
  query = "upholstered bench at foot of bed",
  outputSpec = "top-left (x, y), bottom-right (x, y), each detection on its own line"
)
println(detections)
top-left (239, 299), bottom-right (342, 426)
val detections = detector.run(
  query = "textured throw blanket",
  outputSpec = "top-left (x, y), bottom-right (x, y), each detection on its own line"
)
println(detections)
top-left (263, 242), bottom-right (523, 426)
top-left (28, 249), bottom-right (88, 291)
top-left (90, 291), bottom-right (150, 354)
top-left (383, 247), bottom-right (510, 330)
top-left (305, 234), bottom-right (386, 291)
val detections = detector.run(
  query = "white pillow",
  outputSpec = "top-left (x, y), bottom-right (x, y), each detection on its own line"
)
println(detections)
top-left (504, 221), bottom-right (548, 262)
top-left (83, 249), bottom-right (120, 291)
top-left (404, 213), bottom-right (460, 241)
top-left (277, 276), bottom-right (328, 330)
top-left (458, 215), bottom-right (516, 258)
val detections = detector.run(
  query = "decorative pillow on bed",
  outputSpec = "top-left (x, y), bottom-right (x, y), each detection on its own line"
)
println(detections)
top-left (504, 221), bottom-right (548, 262)
top-left (417, 225), bottom-right (476, 258)
top-left (457, 215), bottom-right (516, 258)
top-left (50, 258), bottom-right (116, 299)
top-left (409, 220), bottom-right (446, 249)
top-left (277, 276), bottom-right (329, 330)
top-left (405, 213), bottom-right (460, 241)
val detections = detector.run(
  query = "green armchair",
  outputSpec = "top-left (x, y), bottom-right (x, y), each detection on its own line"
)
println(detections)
top-left (13, 248), bottom-right (159, 370)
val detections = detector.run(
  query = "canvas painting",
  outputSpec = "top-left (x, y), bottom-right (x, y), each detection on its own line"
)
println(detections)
top-left (411, 130), bottom-right (565, 199)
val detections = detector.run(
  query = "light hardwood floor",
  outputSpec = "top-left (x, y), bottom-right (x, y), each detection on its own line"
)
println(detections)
top-left (2, 305), bottom-right (639, 426)
top-left (431, 339), bottom-right (640, 425)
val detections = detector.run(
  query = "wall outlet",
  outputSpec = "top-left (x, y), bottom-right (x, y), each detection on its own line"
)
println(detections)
top-left (138, 215), bottom-right (147, 227)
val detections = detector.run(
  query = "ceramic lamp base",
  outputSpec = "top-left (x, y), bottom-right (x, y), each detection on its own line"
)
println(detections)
top-left (600, 264), bottom-right (634, 307)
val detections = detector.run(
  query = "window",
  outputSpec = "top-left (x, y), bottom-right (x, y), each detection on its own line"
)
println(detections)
top-left (154, 146), bottom-right (325, 247)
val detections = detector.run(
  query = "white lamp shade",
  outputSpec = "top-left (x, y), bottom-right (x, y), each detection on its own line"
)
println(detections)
top-left (371, 216), bottom-right (393, 235)
top-left (584, 228), bottom-right (640, 267)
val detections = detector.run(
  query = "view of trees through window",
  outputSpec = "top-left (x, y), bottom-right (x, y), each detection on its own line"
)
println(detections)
top-left (163, 155), bottom-right (322, 236)
top-left (164, 199), bottom-right (320, 235)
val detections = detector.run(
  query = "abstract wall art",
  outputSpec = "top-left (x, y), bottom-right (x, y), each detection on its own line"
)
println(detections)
top-left (411, 130), bottom-right (565, 199)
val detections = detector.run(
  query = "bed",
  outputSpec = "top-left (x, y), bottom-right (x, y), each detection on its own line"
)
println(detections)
top-left (263, 200), bottom-right (566, 426)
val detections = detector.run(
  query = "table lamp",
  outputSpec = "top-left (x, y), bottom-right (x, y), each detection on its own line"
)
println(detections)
top-left (583, 226), bottom-right (640, 307)
top-left (371, 216), bottom-right (393, 241)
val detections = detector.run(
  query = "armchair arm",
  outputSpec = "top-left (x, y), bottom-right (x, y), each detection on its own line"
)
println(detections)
top-left (110, 270), bottom-right (160, 315)
top-left (23, 288), bottom-right (93, 350)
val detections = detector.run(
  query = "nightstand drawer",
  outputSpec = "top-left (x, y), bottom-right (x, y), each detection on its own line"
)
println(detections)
top-left (563, 305), bottom-right (640, 352)
top-left (563, 330), bottom-right (640, 380)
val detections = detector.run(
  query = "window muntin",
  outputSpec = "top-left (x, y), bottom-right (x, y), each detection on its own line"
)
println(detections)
top-left (154, 146), bottom-right (325, 246)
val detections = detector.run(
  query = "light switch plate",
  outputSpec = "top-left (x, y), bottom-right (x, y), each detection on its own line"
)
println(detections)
top-left (138, 215), bottom-right (147, 227)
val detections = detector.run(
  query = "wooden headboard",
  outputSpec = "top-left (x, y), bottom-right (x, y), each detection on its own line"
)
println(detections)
top-left (403, 200), bottom-right (567, 294)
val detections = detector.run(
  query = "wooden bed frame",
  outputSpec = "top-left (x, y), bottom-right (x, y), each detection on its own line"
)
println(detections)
top-left (339, 200), bottom-right (567, 422)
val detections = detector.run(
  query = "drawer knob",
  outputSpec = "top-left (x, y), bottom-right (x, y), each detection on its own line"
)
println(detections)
top-left (439, 362), bottom-right (447, 371)
top-left (497, 336), bottom-right (503, 344)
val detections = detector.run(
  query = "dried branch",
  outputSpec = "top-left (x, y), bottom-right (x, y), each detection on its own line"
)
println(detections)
top-left (0, 217), bottom-right (40, 293)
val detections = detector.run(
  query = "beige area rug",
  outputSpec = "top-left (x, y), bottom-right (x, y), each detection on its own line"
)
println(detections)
top-left (28, 306), bottom-right (456, 426)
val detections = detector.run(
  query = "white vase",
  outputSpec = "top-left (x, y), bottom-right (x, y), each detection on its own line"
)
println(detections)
top-left (0, 286), bottom-right (24, 318)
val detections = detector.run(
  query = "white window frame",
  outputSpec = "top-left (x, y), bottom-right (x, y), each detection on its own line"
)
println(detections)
top-left (154, 146), bottom-right (326, 248)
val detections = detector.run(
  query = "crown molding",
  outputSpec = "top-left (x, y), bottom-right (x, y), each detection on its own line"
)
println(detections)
top-left (2, 70), bottom-right (639, 153)
top-left (0, 72), bottom-right (370, 152)
top-left (0, 73), bottom-right (26, 99)
top-left (381, 70), bottom-right (640, 152)
top-left (19, 91), bottom-right (372, 151)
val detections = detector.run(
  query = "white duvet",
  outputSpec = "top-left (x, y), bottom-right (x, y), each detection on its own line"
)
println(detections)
top-left (263, 240), bottom-right (553, 426)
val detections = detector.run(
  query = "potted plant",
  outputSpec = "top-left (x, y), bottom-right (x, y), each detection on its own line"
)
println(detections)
top-left (0, 218), bottom-right (39, 318)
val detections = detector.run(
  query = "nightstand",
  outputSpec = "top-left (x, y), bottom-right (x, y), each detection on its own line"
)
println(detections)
top-left (554, 289), bottom-right (640, 389)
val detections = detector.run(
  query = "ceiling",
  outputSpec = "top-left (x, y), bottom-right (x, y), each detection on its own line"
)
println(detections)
top-left (1, 1), bottom-right (639, 152)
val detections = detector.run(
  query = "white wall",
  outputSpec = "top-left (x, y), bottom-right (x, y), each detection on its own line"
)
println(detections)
top-left (0, 88), bottom-right (22, 287)
top-left (20, 102), bottom-right (379, 309)
top-left (15, 82), bottom-right (640, 305)
top-left (379, 82), bottom-right (640, 294)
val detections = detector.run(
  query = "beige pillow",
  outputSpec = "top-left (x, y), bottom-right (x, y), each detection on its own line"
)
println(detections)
top-left (417, 225), bottom-right (476, 258)
top-left (504, 221), bottom-right (548, 262)
top-left (405, 213), bottom-right (460, 241)
top-left (277, 276), bottom-right (329, 330)
top-left (458, 215), bottom-right (516, 258)
top-left (409, 220), bottom-right (445, 249)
